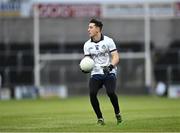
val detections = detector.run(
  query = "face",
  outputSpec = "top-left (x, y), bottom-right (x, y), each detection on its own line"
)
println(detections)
top-left (88, 23), bottom-right (100, 38)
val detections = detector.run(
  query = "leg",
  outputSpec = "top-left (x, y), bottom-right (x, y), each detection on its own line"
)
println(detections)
top-left (89, 77), bottom-right (103, 119)
top-left (106, 89), bottom-right (122, 124)
top-left (104, 74), bottom-right (120, 115)
top-left (104, 74), bottom-right (122, 124)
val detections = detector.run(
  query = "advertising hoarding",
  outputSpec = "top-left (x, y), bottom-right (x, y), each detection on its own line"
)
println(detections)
top-left (0, 2), bottom-right (21, 17)
top-left (102, 3), bottom-right (174, 18)
top-left (36, 4), bottom-right (101, 18)
top-left (175, 2), bottom-right (180, 16)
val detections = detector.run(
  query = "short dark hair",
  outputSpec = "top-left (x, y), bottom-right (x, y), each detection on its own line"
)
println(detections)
top-left (89, 19), bottom-right (103, 31)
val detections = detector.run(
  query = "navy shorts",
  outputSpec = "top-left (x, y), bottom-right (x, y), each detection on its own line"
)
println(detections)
top-left (89, 73), bottom-right (116, 94)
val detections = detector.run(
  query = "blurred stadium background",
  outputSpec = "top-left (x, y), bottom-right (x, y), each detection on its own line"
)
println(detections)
top-left (0, 0), bottom-right (180, 100)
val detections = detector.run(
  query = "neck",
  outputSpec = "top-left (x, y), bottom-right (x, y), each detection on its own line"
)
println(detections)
top-left (92, 33), bottom-right (101, 42)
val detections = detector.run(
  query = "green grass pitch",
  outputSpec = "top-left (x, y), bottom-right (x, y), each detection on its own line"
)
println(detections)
top-left (0, 95), bottom-right (180, 132)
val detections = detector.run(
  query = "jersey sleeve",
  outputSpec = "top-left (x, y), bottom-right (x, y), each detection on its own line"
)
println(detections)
top-left (108, 38), bottom-right (117, 52)
top-left (83, 43), bottom-right (90, 56)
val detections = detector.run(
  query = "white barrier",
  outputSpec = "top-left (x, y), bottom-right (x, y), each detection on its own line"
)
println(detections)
top-left (38, 85), bottom-right (68, 99)
top-left (168, 85), bottom-right (180, 98)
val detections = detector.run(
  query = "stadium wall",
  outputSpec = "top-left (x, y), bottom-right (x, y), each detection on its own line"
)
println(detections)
top-left (0, 18), bottom-right (180, 49)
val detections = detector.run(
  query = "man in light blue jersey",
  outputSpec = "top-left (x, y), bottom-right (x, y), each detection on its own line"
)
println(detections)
top-left (81, 19), bottom-right (122, 125)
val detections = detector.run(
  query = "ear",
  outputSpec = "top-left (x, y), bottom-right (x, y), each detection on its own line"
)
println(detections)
top-left (96, 27), bottom-right (100, 33)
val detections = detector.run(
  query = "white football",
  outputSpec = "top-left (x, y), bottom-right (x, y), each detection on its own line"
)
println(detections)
top-left (80, 56), bottom-right (95, 72)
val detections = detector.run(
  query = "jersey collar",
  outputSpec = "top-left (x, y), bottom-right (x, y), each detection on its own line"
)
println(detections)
top-left (91, 34), bottom-right (104, 43)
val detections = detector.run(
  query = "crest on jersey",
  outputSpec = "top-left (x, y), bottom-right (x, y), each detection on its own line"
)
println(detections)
top-left (95, 45), bottom-right (99, 50)
top-left (102, 45), bottom-right (106, 50)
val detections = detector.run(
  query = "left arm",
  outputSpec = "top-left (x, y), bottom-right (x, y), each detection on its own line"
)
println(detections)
top-left (111, 50), bottom-right (120, 67)
top-left (103, 38), bottom-right (119, 74)
top-left (103, 50), bottom-right (120, 75)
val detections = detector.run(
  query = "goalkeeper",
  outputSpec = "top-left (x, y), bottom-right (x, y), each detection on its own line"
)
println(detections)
top-left (81, 19), bottom-right (122, 125)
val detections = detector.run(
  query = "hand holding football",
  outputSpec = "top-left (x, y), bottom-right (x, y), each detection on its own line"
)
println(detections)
top-left (79, 56), bottom-right (94, 73)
